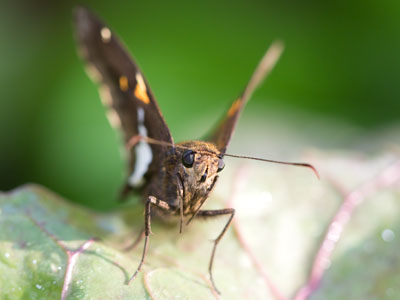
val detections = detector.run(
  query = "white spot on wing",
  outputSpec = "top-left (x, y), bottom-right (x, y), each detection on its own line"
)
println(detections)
top-left (85, 63), bottom-right (102, 83)
top-left (107, 110), bottom-right (121, 128)
top-left (100, 27), bottom-right (112, 43)
top-left (99, 84), bottom-right (112, 106)
top-left (128, 107), bottom-right (153, 187)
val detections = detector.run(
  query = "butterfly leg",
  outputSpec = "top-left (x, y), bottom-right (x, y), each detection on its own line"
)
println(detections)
top-left (196, 208), bottom-right (235, 294)
top-left (128, 195), bottom-right (173, 284)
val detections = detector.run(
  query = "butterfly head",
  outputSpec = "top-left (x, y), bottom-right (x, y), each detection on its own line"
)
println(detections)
top-left (177, 141), bottom-right (224, 191)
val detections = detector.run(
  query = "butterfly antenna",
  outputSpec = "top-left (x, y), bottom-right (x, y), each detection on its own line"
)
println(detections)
top-left (224, 153), bottom-right (320, 179)
top-left (141, 136), bottom-right (177, 148)
top-left (131, 136), bottom-right (319, 179)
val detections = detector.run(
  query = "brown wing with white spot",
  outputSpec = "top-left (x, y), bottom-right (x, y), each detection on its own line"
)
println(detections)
top-left (206, 42), bottom-right (284, 154)
top-left (74, 7), bottom-right (174, 193)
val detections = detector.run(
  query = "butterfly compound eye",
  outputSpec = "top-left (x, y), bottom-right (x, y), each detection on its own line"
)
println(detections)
top-left (217, 158), bottom-right (225, 172)
top-left (182, 150), bottom-right (195, 168)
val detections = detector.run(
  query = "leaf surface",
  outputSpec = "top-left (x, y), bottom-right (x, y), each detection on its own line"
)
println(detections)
top-left (1, 149), bottom-right (399, 299)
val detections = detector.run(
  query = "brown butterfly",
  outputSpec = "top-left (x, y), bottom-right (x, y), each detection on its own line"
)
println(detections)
top-left (74, 6), bottom-right (318, 294)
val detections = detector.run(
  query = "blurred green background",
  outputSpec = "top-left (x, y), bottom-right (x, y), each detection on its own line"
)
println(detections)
top-left (1, 0), bottom-right (399, 210)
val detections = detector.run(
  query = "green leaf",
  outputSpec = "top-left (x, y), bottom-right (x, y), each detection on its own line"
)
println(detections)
top-left (1, 150), bottom-right (399, 299)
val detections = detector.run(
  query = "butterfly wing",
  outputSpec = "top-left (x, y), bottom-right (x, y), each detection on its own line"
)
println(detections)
top-left (74, 7), bottom-right (174, 193)
top-left (206, 42), bottom-right (284, 154)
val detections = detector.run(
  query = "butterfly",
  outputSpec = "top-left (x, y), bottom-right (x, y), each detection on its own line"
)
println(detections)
top-left (74, 6), bottom-right (318, 294)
